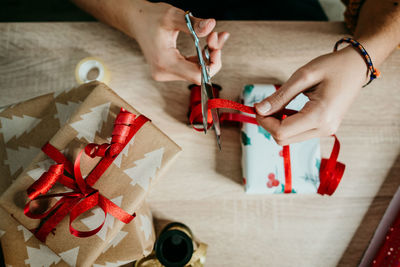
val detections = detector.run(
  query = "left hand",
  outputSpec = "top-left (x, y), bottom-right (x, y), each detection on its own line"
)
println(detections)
top-left (254, 46), bottom-right (369, 145)
top-left (128, 1), bottom-right (229, 84)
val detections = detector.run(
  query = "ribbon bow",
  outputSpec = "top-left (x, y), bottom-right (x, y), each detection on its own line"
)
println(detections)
top-left (24, 108), bottom-right (149, 242)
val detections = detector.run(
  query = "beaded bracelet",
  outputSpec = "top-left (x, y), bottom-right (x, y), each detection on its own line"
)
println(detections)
top-left (334, 37), bottom-right (380, 87)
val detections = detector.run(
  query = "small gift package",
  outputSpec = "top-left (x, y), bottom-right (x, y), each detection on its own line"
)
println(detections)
top-left (0, 82), bottom-right (181, 266)
top-left (241, 84), bottom-right (344, 194)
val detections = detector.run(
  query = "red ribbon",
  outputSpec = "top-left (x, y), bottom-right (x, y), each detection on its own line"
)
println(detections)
top-left (188, 85), bottom-right (345, 195)
top-left (281, 114), bottom-right (292, 193)
top-left (24, 108), bottom-right (149, 242)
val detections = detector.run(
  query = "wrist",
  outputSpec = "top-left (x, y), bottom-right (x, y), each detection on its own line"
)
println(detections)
top-left (122, 0), bottom-right (152, 39)
top-left (354, 34), bottom-right (397, 68)
top-left (339, 46), bottom-right (371, 85)
top-left (334, 37), bottom-right (382, 87)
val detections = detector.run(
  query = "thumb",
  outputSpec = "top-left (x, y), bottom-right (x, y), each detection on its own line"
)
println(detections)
top-left (171, 9), bottom-right (216, 37)
top-left (255, 88), bottom-right (295, 116)
top-left (190, 16), bottom-right (216, 37)
top-left (255, 68), bottom-right (320, 116)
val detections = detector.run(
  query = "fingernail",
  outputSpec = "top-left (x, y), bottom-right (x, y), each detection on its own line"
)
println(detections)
top-left (199, 19), bottom-right (208, 29)
top-left (224, 33), bottom-right (230, 41)
top-left (256, 101), bottom-right (271, 115)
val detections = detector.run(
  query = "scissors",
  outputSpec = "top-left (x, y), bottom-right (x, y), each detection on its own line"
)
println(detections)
top-left (185, 11), bottom-right (222, 150)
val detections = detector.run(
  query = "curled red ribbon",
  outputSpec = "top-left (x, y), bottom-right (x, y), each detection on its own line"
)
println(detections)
top-left (188, 85), bottom-right (345, 195)
top-left (24, 108), bottom-right (149, 241)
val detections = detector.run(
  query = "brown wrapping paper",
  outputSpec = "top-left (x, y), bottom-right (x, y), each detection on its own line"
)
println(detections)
top-left (0, 82), bottom-right (181, 266)
top-left (0, 202), bottom-right (153, 267)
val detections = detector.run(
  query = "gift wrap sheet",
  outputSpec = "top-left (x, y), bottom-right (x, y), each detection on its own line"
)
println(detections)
top-left (0, 82), bottom-right (181, 266)
top-left (241, 84), bottom-right (321, 194)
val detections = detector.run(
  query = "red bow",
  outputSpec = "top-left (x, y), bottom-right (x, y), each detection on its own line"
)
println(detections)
top-left (24, 108), bottom-right (149, 242)
top-left (188, 85), bottom-right (345, 195)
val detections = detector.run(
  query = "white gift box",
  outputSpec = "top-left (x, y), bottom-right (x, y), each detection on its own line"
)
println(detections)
top-left (241, 84), bottom-right (321, 194)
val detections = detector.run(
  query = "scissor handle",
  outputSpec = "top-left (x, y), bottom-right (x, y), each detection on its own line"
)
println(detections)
top-left (184, 12), bottom-right (210, 83)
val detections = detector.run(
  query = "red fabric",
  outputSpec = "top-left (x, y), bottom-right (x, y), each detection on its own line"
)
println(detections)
top-left (188, 85), bottom-right (344, 195)
top-left (24, 108), bottom-right (149, 241)
top-left (372, 210), bottom-right (400, 266)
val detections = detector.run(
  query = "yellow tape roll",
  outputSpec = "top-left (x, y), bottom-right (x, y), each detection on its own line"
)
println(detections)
top-left (75, 57), bottom-right (110, 84)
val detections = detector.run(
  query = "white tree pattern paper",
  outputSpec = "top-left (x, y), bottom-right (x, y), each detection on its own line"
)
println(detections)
top-left (4, 146), bottom-right (41, 175)
top-left (123, 148), bottom-right (164, 191)
top-left (139, 214), bottom-right (152, 241)
top-left (26, 159), bottom-right (56, 181)
top-left (25, 245), bottom-right (61, 267)
top-left (59, 247), bottom-right (79, 267)
top-left (80, 196), bottom-right (123, 241)
top-left (69, 102), bottom-right (110, 143)
top-left (102, 230), bottom-right (128, 253)
top-left (0, 115), bottom-right (41, 143)
top-left (113, 137), bottom-right (135, 168)
top-left (17, 225), bottom-right (33, 242)
top-left (23, 239), bottom-right (79, 267)
top-left (55, 101), bottom-right (81, 126)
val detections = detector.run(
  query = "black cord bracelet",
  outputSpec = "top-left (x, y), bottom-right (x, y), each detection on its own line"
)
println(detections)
top-left (334, 37), bottom-right (380, 87)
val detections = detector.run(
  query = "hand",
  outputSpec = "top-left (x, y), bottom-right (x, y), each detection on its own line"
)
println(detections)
top-left (255, 46), bottom-right (368, 145)
top-left (128, 1), bottom-right (229, 84)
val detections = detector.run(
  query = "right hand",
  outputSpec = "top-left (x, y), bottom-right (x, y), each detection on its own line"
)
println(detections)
top-left (128, 1), bottom-right (230, 84)
top-left (254, 46), bottom-right (368, 145)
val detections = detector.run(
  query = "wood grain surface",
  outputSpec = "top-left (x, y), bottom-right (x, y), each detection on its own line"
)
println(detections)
top-left (0, 21), bottom-right (399, 267)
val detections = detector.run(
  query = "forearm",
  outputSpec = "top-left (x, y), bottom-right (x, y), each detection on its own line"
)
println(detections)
top-left (72, 0), bottom-right (147, 39)
top-left (354, 0), bottom-right (400, 66)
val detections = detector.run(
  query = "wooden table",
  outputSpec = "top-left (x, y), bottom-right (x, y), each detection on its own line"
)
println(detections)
top-left (1, 21), bottom-right (399, 267)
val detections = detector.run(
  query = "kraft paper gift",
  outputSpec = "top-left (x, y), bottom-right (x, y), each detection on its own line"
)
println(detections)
top-left (0, 82), bottom-right (180, 266)
top-left (0, 202), bottom-right (154, 267)
top-left (241, 84), bottom-right (321, 194)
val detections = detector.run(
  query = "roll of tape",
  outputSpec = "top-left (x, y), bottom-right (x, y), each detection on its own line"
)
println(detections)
top-left (75, 57), bottom-right (110, 84)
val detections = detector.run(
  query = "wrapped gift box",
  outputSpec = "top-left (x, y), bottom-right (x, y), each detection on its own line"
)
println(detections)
top-left (0, 202), bottom-right (154, 267)
top-left (0, 82), bottom-right (180, 266)
top-left (241, 84), bottom-right (321, 194)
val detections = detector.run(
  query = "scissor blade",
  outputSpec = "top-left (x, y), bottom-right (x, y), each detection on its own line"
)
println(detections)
top-left (200, 83), bottom-right (208, 134)
top-left (211, 109), bottom-right (222, 150)
top-left (204, 82), bottom-right (222, 149)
